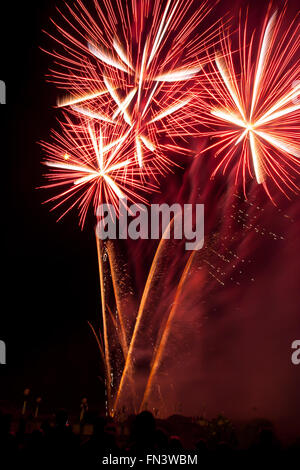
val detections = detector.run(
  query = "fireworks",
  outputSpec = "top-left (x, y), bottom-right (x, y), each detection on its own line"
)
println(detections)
top-left (42, 0), bottom-right (221, 223)
top-left (41, 1), bottom-right (300, 417)
top-left (201, 6), bottom-right (300, 198)
top-left (41, 115), bottom-right (155, 226)
top-left (46, 0), bottom-right (220, 172)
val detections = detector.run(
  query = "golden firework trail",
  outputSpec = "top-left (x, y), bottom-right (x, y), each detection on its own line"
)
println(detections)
top-left (140, 250), bottom-right (196, 411)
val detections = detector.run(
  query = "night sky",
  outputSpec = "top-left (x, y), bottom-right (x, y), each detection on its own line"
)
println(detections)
top-left (2, 0), bottom-right (105, 411)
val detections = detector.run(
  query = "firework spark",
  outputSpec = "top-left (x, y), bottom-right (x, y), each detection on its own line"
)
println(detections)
top-left (46, 0), bottom-right (220, 172)
top-left (201, 6), bottom-right (300, 198)
top-left (41, 115), bottom-right (155, 226)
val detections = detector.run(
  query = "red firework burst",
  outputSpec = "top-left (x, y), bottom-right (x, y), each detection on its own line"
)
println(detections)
top-left (200, 5), bottom-right (300, 199)
top-left (41, 115), bottom-right (156, 226)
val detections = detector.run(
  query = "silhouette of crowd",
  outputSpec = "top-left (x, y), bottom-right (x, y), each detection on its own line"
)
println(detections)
top-left (0, 408), bottom-right (299, 466)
